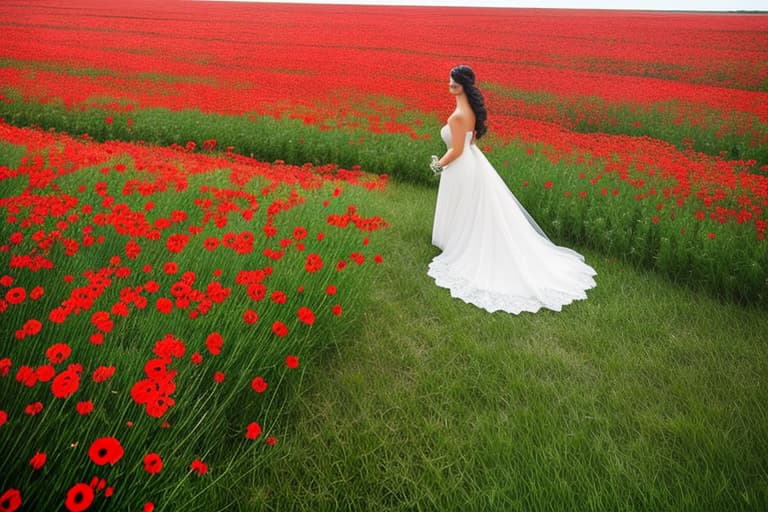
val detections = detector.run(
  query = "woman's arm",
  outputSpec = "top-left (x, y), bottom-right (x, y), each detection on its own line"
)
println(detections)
top-left (438, 115), bottom-right (468, 168)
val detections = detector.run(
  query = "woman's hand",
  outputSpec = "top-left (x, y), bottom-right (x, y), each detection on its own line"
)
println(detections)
top-left (430, 155), bottom-right (444, 174)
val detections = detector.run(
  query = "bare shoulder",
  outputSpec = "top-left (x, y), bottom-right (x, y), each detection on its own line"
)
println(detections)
top-left (448, 112), bottom-right (469, 131)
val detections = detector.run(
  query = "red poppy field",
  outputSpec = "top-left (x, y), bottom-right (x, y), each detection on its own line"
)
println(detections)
top-left (0, 118), bottom-right (388, 510)
top-left (2, 1), bottom-right (767, 300)
top-left (1, 1), bottom-right (767, 510)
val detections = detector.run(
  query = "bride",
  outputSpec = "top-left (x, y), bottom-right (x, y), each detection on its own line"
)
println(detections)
top-left (428, 65), bottom-right (597, 314)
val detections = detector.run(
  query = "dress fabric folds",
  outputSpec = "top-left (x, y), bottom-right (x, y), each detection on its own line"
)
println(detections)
top-left (428, 125), bottom-right (597, 314)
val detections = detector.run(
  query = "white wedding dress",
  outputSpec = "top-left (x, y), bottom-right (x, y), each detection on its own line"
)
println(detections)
top-left (428, 125), bottom-right (597, 314)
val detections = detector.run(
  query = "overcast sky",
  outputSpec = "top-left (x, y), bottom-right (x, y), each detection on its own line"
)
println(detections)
top-left (211, 0), bottom-right (765, 11)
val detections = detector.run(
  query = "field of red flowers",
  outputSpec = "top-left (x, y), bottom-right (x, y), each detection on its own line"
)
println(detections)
top-left (1, 1), bottom-right (768, 509)
top-left (2, 1), bottom-right (767, 155)
top-left (0, 118), bottom-right (387, 510)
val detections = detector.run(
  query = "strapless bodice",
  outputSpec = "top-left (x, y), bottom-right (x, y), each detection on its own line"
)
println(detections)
top-left (440, 124), bottom-right (474, 148)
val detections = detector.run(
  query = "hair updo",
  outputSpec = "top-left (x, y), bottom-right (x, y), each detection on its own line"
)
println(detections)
top-left (450, 65), bottom-right (488, 139)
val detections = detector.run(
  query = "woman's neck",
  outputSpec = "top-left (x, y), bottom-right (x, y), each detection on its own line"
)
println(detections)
top-left (455, 94), bottom-right (470, 110)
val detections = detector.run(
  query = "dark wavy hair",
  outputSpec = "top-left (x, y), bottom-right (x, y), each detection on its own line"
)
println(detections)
top-left (450, 65), bottom-right (488, 139)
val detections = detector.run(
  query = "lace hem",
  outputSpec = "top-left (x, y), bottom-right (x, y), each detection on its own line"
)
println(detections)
top-left (427, 259), bottom-right (596, 314)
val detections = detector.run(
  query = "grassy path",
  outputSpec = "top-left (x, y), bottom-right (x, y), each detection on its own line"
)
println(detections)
top-left (249, 182), bottom-right (768, 511)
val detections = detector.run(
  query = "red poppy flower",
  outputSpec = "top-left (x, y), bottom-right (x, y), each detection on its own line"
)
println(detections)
top-left (243, 309), bottom-right (259, 324)
top-left (29, 452), bottom-right (46, 470)
top-left (170, 209), bottom-right (187, 222)
top-left (0, 410), bottom-right (7, 427)
top-left (205, 332), bottom-right (223, 355)
top-left (90, 476), bottom-right (106, 493)
top-left (374, 255), bottom-right (384, 264)
top-left (0, 358), bottom-right (10, 377)
top-left (5, 287), bottom-right (25, 305)
top-left (271, 290), bottom-right (287, 304)
top-left (64, 483), bottom-right (93, 512)
top-left (88, 436), bottom-right (124, 466)
top-left (24, 402), bottom-right (43, 416)
top-left (8, 232), bottom-right (22, 245)
top-left (297, 306), bottom-right (315, 326)
top-left (285, 355), bottom-right (299, 369)
top-left (143, 358), bottom-right (171, 382)
top-left (325, 285), bottom-right (337, 296)
top-left (204, 237), bottom-right (219, 251)
top-left (332, 304), bottom-right (343, 316)
top-left (76, 401), bottom-right (94, 415)
top-left (145, 396), bottom-right (174, 418)
top-left (293, 226), bottom-right (307, 240)
top-left (143, 452), bottom-right (163, 474)
top-left (91, 311), bottom-right (113, 333)
top-left (156, 297), bottom-right (173, 315)
top-left (16, 366), bottom-right (37, 387)
top-left (266, 436), bottom-right (278, 446)
top-left (46, 343), bottom-right (72, 364)
top-left (35, 365), bottom-right (55, 382)
top-left (0, 488), bottom-right (22, 512)
top-left (304, 253), bottom-right (323, 273)
top-left (92, 365), bottom-right (116, 383)
top-left (126, 239), bottom-right (142, 259)
top-left (143, 503), bottom-right (155, 512)
top-left (246, 421), bottom-right (262, 440)
top-left (30, 286), bottom-right (44, 300)
top-left (111, 302), bottom-right (129, 317)
top-left (206, 281), bottom-right (230, 303)
top-left (153, 334), bottom-right (186, 359)
top-left (251, 376), bottom-right (268, 393)
top-left (271, 321), bottom-right (288, 337)
top-left (263, 248), bottom-right (284, 260)
top-left (166, 233), bottom-right (190, 254)
top-left (213, 371), bottom-right (225, 383)
top-left (247, 283), bottom-right (267, 301)
top-left (51, 370), bottom-right (80, 399)
top-left (170, 281), bottom-right (191, 299)
top-left (190, 458), bottom-right (208, 476)
top-left (263, 224), bottom-right (277, 238)
top-left (163, 261), bottom-right (178, 275)
top-left (190, 352), bottom-right (203, 365)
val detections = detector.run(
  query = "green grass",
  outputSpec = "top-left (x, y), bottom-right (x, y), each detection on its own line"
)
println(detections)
top-left (244, 181), bottom-right (768, 511)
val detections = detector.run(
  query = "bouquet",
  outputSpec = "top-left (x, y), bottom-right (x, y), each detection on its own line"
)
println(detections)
top-left (430, 155), bottom-right (444, 174)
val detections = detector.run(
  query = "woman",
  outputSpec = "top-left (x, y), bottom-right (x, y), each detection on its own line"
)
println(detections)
top-left (428, 65), bottom-right (597, 314)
